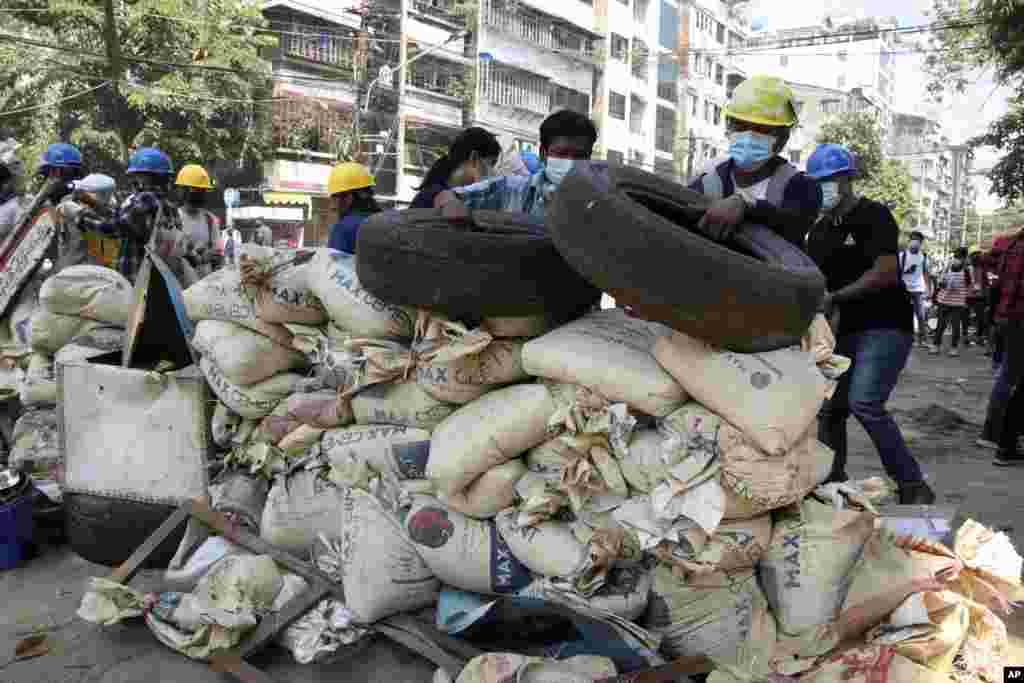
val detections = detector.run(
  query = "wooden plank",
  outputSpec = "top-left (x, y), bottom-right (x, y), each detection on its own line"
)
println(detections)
top-left (108, 504), bottom-right (191, 585)
top-left (234, 584), bottom-right (331, 658)
top-left (208, 652), bottom-right (279, 683)
top-left (186, 499), bottom-right (344, 600)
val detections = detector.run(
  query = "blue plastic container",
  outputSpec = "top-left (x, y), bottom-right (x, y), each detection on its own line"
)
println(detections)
top-left (0, 493), bottom-right (34, 570)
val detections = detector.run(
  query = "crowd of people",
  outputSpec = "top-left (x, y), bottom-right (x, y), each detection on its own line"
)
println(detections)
top-left (3, 72), bottom-right (1022, 507)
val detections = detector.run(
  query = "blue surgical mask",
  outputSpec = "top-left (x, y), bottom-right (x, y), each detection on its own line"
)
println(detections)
top-left (544, 157), bottom-right (574, 186)
top-left (820, 181), bottom-right (840, 210)
top-left (727, 131), bottom-right (776, 170)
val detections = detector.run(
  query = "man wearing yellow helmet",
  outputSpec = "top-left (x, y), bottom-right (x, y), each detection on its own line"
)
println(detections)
top-left (688, 75), bottom-right (821, 246)
top-left (175, 164), bottom-right (221, 277)
top-left (326, 162), bottom-right (380, 254)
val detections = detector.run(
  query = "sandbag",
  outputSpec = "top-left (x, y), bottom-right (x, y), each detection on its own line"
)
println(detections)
top-left (27, 310), bottom-right (109, 354)
top-left (799, 644), bottom-right (948, 683)
top-left (661, 403), bottom-right (833, 520)
top-left (481, 314), bottom-right (563, 339)
top-left (455, 653), bottom-right (616, 683)
top-left (9, 408), bottom-right (61, 477)
top-left (522, 309), bottom-right (686, 417)
top-left (4, 277), bottom-right (40, 354)
top-left (653, 331), bottom-right (828, 456)
top-left (321, 424), bottom-right (432, 481)
top-left (495, 508), bottom-right (588, 578)
top-left (55, 343), bottom-right (110, 365)
top-left (18, 352), bottom-right (55, 407)
top-left (239, 247), bottom-right (326, 325)
top-left (616, 429), bottom-right (686, 494)
top-left (655, 515), bottom-right (772, 577)
top-left (182, 267), bottom-right (294, 347)
top-left (866, 591), bottom-right (970, 674)
top-left (316, 488), bottom-right (440, 623)
top-left (307, 248), bottom-right (415, 338)
top-left (428, 384), bottom-right (556, 501)
top-left (69, 325), bottom-right (124, 351)
top-left (404, 496), bottom-right (531, 595)
top-left (759, 495), bottom-right (877, 636)
top-left (192, 320), bottom-right (306, 386)
top-left (39, 265), bottom-right (133, 324)
top-left (348, 379), bottom-right (455, 431)
top-left (201, 356), bottom-right (304, 419)
top-left (260, 391), bottom-right (354, 445)
top-left (524, 433), bottom-right (628, 515)
top-left (260, 470), bottom-right (346, 555)
top-left (415, 335), bottom-right (528, 405)
top-left (212, 402), bottom-right (242, 449)
top-left (278, 424), bottom-right (325, 453)
top-left (643, 566), bottom-right (776, 664)
top-left (444, 459), bottom-right (527, 519)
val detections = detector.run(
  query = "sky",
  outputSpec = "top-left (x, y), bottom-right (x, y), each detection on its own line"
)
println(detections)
top-left (749, 0), bottom-right (1013, 211)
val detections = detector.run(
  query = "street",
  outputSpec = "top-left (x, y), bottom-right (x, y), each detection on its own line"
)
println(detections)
top-left (1, 343), bottom-right (1022, 683)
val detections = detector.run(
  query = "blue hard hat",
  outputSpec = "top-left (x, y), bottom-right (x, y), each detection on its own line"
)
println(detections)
top-left (126, 147), bottom-right (173, 175)
top-left (37, 143), bottom-right (83, 174)
top-left (806, 143), bottom-right (857, 180)
top-left (521, 150), bottom-right (542, 174)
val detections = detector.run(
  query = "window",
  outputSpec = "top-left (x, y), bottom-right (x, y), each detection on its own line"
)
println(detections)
top-left (716, 22), bottom-right (725, 44)
top-left (837, 74), bottom-right (846, 89)
top-left (655, 106), bottom-right (675, 153)
top-left (728, 31), bottom-right (743, 49)
top-left (779, 55), bottom-right (789, 67)
top-left (659, 1), bottom-right (679, 50)
top-left (819, 99), bottom-right (841, 115)
top-left (552, 85), bottom-right (590, 116)
top-left (611, 34), bottom-right (628, 61)
top-left (713, 104), bottom-right (721, 125)
top-left (789, 149), bottom-right (802, 164)
top-left (629, 96), bottom-right (646, 133)
top-left (704, 100), bottom-right (712, 122)
top-left (478, 61), bottom-right (551, 115)
top-left (715, 63), bottom-right (724, 85)
top-left (607, 149), bottom-right (625, 164)
top-left (609, 91), bottom-right (627, 119)
top-left (408, 62), bottom-right (455, 95)
top-left (632, 39), bottom-right (649, 80)
top-left (838, 51), bottom-right (847, 62)
top-left (630, 150), bottom-right (646, 168)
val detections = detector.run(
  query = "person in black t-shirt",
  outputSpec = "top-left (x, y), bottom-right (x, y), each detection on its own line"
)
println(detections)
top-left (804, 144), bottom-right (936, 505)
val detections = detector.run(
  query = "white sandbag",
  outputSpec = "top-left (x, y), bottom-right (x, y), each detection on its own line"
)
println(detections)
top-left (317, 488), bottom-right (440, 623)
top-left (163, 536), bottom-right (246, 592)
top-left (201, 356), bottom-right (304, 419)
top-left (9, 408), bottom-right (61, 476)
top-left (306, 249), bottom-right (415, 338)
top-left (5, 278), bottom-right (40, 354)
top-left (55, 343), bottom-right (110, 365)
top-left (260, 470), bottom-right (346, 555)
top-left (260, 391), bottom-right (354, 444)
top-left (27, 310), bottom-right (108, 354)
top-left (428, 384), bottom-right (556, 501)
top-left (404, 496), bottom-right (531, 595)
top-left (495, 508), bottom-right (589, 578)
top-left (522, 309), bottom-right (686, 417)
top-left (192, 320), bottom-right (306, 386)
top-left (643, 566), bottom-right (776, 664)
top-left (348, 379), bottom-right (455, 431)
top-left (456, 653), bottom-right (616, 683)
top-left (321, 424), bottom-right (432, 480)
top-left (444, 459), bottom-right (527, 519)
top-left (759, 495), bottom-right (877, 636)
top-left (653, 331), bottom-right (829, 456)
top-left (415, 336), bottom-right (528, 405)
top-left (18, 352), bottom-right (55, 407)
top-left (616, 429), bottom-right (686, 494)
top-left (182, 268), bottom-right (294, 347)
top-left (239, 247), bottom-right (327, 325)
top-left (38, 265), bottom-right (133, 324)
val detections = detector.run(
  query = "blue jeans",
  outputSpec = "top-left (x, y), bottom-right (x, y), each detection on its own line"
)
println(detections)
top-left (909, 292), bottom-right (929, 339)
top-left (819, 329), bottom-right (924, 484)
top-left (983, 321), bottom-right (1024, 449)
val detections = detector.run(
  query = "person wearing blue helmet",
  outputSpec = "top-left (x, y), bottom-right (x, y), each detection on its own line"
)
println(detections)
top-left (804, 142), bottom-right (935, 505)
top-left (36, 142), bottom-right (84, 206)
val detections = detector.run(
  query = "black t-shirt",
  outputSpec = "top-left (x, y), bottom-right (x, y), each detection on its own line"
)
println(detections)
top-left (806, 197), bottom-right (914, 336)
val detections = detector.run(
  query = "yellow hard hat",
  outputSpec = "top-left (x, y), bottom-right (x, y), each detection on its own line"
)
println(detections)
top-left (328, 162), bottom-right (375, 196)
top-left (725, 75), bottom-right (799, 128)
top-left (175, 164), bottom-right (214, 190)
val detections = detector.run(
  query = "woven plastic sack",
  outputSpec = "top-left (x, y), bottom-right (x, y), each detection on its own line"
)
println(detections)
top-left (39, 265), bottom-right (133, 324)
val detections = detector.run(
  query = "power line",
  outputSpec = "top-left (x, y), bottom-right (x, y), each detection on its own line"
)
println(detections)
top-left (0, 81), bottom-right (110, 116)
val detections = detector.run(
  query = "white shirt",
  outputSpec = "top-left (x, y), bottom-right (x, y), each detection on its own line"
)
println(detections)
top-left (900, 250), bottom-right (928, 293)
top-left (731, 173), bottom-right (772, 204)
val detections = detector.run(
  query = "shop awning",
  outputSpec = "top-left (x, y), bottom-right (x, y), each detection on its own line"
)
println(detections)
top-left (263, 192), bottom-right (312, 207)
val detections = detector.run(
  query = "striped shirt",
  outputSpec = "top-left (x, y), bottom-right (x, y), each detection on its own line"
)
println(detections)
top-left (937, 269), bottom-right (970, 307)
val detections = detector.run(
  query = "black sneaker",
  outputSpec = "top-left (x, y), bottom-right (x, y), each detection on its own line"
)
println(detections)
top-left (994, 451), bottom-right (1024, 467)
top-left (897, 481), bottom-right (937, 505)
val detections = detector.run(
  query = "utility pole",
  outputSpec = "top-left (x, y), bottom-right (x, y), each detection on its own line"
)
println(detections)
top-left (101, 0), bottom-right (127, 164)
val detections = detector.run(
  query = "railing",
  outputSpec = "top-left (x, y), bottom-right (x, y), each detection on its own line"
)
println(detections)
top-left (479, 60), bottom-right (550, 115)
top-left (482, 0), bottom-right (595, 59)
top-left (281, 32), bottom-right (354, 69)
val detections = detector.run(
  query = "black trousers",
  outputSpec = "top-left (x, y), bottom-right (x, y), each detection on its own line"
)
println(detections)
top-left (933, 305), bottom-right (967, 348)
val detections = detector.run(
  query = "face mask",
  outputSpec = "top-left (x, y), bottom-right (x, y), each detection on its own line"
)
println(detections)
top-left (544, 157), bottom-right (574, 186)
top-left (820, 181), bottom-right (840, 211)
top-left (909, 240), bottom-right (921, 253)
top-left (727, 131), bottom-right (776, 170)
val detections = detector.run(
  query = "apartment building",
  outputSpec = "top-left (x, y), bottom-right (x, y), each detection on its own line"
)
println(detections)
top-left (741, 13), bottom-right (898, 133)
top-left (888, 111), bottom-right (956, 240)
top-left (783, 81), bottom-right (883, 167)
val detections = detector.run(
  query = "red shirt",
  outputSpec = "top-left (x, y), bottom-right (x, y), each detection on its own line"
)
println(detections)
top-left (992, 230), bottom-right (1024, 321)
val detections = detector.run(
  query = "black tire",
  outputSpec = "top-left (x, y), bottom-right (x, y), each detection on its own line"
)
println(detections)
top-left (65, 493), bottom-right (185, 568)
top-left (356, 209), bottom-right (600, 319)
top-left (547, 162), bottom-right (826, 353)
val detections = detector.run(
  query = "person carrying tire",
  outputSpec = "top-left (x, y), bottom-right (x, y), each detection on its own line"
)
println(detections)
top-left (804, 142), bottom-right (936, 505)
top-left (432, 110), bottom-right (598, 220)
top-left (687, 75), bottom-right (821, 247)
top-left (409, 127), bottom-right (501, 209)
top-left (175, 164), bottom-right (222, 278)
top-left (326, 162), bottom-right (380, 255)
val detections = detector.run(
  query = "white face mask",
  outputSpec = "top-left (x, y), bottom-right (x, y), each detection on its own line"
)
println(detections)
top-left (820, 181), bottom-right (840, 211)
top-left (544, 157), bottom-right (574, 187)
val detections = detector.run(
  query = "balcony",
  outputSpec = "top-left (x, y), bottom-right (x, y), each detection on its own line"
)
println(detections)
top-left (482, 0), bottom-right (598, 62)
top-left (655, 128), bottom-right (674, 154)
top-left (281, 32), bottom-right (354, 71)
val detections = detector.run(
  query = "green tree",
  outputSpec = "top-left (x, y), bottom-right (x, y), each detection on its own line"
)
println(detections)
top-left (815, 111), bottom-right (919, 228)
top-left (0, 0), bottom-right (274, 186)
top-left (924, 0), bottom-right (1024, 203)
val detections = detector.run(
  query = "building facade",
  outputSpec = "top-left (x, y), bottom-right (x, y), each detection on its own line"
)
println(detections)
top-left (783, 81), bottom-right (882, 167)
